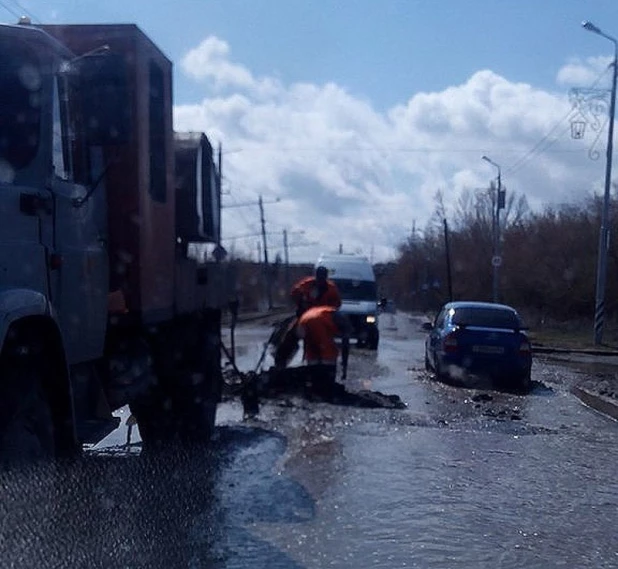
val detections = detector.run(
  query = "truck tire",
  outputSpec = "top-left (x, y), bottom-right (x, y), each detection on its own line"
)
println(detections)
top-left (124, 337), bottom-right (177, 452)
top-left (178, 309), bottom-right (221, 444)
top-left (129, 380), bottom-right (177, 452)
top-left (0, 357), bottom-right (55, 467)
top-left (132, 310), bottom-right (222, 452)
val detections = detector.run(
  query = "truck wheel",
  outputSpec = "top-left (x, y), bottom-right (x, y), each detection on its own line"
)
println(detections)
top-left (122, 336), bottom-right (178, 452)
top-left (129, 381), bottom-right (177, 452)
top-left (0, 358), bottom-right (55, 467)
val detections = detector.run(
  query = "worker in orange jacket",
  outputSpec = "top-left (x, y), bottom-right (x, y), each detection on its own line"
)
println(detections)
top-left (272, 266), bottom-right (341, 368)
top-left (290, 266), bottom-right (341, 316)
top-left (296, 305), bottom-right (351, 401)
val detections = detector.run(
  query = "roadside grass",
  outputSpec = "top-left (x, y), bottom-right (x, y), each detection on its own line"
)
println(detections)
top-left (528, 323), bottom-right (618, 351)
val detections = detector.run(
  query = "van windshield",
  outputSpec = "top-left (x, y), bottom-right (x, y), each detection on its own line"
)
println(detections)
top-left (333, 278), bottom-right (377, 301)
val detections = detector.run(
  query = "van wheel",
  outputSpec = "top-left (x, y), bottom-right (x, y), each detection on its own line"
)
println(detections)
top-left (367, 328), bottom-right (379, 350)
top-left (0, 357), bottom-right (55, 467)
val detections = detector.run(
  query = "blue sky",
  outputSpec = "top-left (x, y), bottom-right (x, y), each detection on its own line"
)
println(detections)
top-left (3, 1), bottom-right (618, 262)
top-left (15, 0), bottom-right (617, 106)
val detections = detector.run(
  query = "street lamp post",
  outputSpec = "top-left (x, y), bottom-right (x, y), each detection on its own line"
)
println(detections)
top-left (482, 155), bottom-right (502, 302)
top-left (582, 20), bottom-right (618, 345)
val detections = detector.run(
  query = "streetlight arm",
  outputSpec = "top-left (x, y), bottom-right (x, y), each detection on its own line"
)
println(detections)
top-left (582, 20), bottom-right (618, 48)
top-left (482, 155), bottom-right (501, 176)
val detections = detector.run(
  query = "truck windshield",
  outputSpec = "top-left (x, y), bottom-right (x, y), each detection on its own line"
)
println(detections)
top-left (333, 279), bottom-right (377, 301)
top-left (0, 39), bottom-right (42, 174)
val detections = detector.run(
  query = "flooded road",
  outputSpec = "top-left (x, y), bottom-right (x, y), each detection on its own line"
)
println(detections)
top-left (2, 312), bottom-right (618, 568)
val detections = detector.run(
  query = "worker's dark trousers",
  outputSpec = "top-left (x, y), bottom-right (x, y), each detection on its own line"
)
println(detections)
top-left (306, 364), bottom-right (337, 402)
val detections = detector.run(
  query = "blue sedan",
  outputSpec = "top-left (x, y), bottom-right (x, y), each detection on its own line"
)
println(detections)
top-left (424, 301), bottom-right (532, 392)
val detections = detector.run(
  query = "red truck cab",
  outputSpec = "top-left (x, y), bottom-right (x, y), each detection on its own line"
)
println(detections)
top-left (0, 20), bottom-right (226, 463)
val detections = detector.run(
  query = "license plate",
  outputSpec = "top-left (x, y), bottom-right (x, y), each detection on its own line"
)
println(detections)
top-left (472, 345), bottom-right (505, 354)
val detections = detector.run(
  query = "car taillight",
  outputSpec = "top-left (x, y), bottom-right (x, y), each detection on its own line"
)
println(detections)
top-left (443, 333), bottom-right (458, 352)
top-left (519, 339), bottom-right (531, 354)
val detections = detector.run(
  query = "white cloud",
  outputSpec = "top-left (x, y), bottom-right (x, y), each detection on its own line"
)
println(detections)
top-left (556, 56), bottom-right (613, 87)
top-left (175, 36), bottom-right (611, 263)
top-left (181, 37), bottom-right (253, 88)
top-left (180, 36), bottom-right (280, 98)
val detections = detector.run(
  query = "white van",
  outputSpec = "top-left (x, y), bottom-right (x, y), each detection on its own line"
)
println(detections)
top-left (315, 254), bottom-right (379, 349)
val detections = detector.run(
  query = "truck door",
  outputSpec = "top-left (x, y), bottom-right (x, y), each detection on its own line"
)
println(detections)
top-left (0, 188), bottom-right (52, 301)
top-left (48, 75), bottom-right (109, 365)
top-left (0, 33), bottom-right (53, 311)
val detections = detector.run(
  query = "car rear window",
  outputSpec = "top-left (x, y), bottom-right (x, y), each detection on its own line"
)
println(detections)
top-left (451, 307), bottom-right (521, 329)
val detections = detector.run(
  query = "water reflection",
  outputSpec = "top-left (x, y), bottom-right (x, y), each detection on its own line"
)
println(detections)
top-left (0, 426), bottom-right (314, 568)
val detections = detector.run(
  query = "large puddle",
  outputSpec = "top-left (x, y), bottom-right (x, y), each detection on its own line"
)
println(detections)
top-left (3, 316), bottom-right (618, 568)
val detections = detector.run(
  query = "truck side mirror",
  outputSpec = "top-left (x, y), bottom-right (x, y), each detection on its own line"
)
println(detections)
top-left (77, 53), bottom-right (131, 145)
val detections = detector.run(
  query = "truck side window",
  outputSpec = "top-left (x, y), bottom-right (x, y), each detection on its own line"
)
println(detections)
top-left (52, 78), bottom-right (69, 180)
top-left (149, 60), bottom-right (166, 202)
top-left (52, 74), bottom-right (91, 184)
top-left (53, 73), bottom-right (90, 185)
top-left (0, 40), bottom-right (41, 174)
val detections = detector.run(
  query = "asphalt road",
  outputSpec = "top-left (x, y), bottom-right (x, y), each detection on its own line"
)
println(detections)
top-left (2, 312), bottom-right (618, 568)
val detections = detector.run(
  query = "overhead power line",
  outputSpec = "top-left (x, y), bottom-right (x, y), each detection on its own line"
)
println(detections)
top-left (0, 0), bottom-right (40, 23)
top-left (504, 64), bottom-right (613, 177)
top-left (10, 0), bottom-right (39, 22)
top-left (0, 0), bottom-right (21, 20)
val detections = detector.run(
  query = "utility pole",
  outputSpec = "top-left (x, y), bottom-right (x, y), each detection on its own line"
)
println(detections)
top-left (281, 229), bottom-right (307, 291)
top-left (444, 218), bottom-right (453, 302)
top-left (258, 195), bottom-right (273, 310)
top-left (223, 195), bottom-right (280, 310)
top-left (482, 155), bottom-right (503, 303)
top-left (495, 172), bottom-right (502, 303)
top-left (218, 142), bottom-right (222, 179)
top-left (213, 142), bottom-right (224, 259)
top-left (283, 229), bottom-right (290, 293)
top-left (582, 20), bottom-right (618, 345)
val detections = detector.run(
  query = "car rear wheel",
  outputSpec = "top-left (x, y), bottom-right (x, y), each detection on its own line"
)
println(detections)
top-left (517, 372), bottom-right (532, 394)
top-left (434, 359), bottom-right (448, 382)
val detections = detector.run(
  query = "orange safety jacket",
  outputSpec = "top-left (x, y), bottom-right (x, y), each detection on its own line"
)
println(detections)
top-left (290, 277), bottom-right (341, 312)
top-left (297, 305), bottom-right (342, 364)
